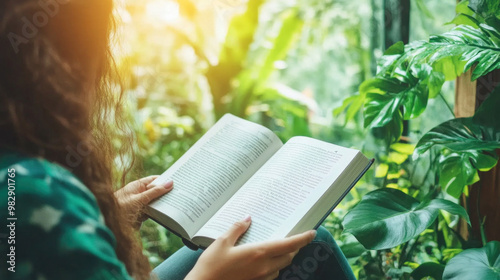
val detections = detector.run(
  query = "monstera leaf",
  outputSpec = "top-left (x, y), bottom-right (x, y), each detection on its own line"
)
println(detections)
top-left (405, 25), bottom-right (500, 80)
top-left (382, 24), bottom-right (500, 81)
top-left (415, 91), bottom-right (500, 197)
top-left (362, 64), bottom-right (444, 143)
top-left (437, 150), bottom-right (498, 198)
top-left (342, 188), bottom-right (469, 250)
top-left (443, 241), bottom-right (500, 280)
top-left (416, 118), bottom-right (500, 153)
top-left (357, 21), bottom-right (500, 145)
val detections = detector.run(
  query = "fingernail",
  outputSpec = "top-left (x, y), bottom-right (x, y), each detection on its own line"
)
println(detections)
top-left (163, 180), bottom-right (173, 190)
top-left (243, 214), bottom-right (251, 222)
top-left (309, 230), bottom-right (316, 239)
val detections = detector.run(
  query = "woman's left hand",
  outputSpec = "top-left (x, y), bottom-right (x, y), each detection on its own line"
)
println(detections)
top-left (114, 175), bottom-right (173, 229)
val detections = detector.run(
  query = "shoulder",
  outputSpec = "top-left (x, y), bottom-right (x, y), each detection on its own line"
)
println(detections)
top-left (0, 149), bottom-right (96, 200)
top-left (0, 150), bottom-right (131, 280)
top-left (0, 151), bottom-right (103, 227)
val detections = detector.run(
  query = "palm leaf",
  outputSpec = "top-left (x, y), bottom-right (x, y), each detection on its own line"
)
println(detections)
top-left (400, 25), bottom-right (500, 80)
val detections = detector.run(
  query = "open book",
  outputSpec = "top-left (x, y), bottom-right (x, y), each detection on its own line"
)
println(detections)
top-left (146, 114), bottom-right (373, 249)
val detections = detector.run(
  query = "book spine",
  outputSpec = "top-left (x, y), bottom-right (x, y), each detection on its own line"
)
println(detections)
top-left (313, 158), bottom-right (375, 230)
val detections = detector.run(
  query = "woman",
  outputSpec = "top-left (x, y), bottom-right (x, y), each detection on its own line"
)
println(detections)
top-left (0, 0), bottom-right (355, 279)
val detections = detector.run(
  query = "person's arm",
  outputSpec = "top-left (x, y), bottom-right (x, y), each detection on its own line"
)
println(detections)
top-left (5, 169), bottom-right (134, 280)
top-left (186, 216), bottom-right (316, 280)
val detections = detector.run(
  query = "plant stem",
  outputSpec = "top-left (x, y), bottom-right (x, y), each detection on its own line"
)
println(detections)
top-left (476, 181), bottom-right (488, 246)
top-left (398, 241), bottom-right (410, 268)
top-left (399, 235), bottom-right (421, 268)
top-left (405, 236), bottom-right (420, 264)
top-left (439, 92), bottom-right (455, 118)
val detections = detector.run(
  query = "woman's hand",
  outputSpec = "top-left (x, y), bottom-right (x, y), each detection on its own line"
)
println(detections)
top-left (185, 216), bottom-right (316, 280)
top-left (114, 175), bottom-right (173, 229)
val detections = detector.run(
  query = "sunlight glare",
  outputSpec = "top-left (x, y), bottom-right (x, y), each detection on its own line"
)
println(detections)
top-left (146, 0), bottom-right (180, 23)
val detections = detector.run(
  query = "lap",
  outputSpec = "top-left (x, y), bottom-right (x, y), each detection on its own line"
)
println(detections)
top-left (151, 246), bottom-right (203, 280)
top-left (151, 227), bottom-right (355, 280)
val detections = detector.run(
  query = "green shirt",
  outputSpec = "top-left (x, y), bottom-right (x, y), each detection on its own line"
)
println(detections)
top-left (0, 150), bottom-right (133, 279)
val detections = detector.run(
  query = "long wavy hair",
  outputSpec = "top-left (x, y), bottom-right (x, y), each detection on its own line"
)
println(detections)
top-left (0, 0), bottom-right (150, 278)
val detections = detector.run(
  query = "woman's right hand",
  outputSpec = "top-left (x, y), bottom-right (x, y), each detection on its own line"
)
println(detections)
top-left (185, 216), bottom-right (316, 280)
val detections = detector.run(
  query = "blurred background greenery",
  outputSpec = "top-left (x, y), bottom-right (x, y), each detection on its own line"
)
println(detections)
top-left (114, 0), bottom-right (459, 278)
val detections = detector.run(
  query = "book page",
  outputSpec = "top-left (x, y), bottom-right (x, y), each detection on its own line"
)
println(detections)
top-left (193, 136), bottom-right (359, 245)
top-left (148, 114), bottom-right (283, 237)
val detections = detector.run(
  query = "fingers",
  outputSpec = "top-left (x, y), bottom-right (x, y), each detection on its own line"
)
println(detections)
top-left (137, 175), bottom-right (160, 190)
top-left (140, 175), bottom-right (159, 185)
top-left (138, 180), bottom-right (173, 204)
top-left (220, 215), bottom-right (252, 246)
top-left (270, 251), bottom-right (297, 271)
top-left (263, 230), bottom-right (316, 257)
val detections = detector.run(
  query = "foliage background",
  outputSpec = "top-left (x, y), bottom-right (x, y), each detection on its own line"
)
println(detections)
top-left (111, 0), bottom-right (493, 278)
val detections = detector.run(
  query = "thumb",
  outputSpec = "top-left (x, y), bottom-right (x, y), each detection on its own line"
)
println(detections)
top-left (221, 215), bottom-right (252, 246)
top-left (138, 180), bottom-right (174, 205)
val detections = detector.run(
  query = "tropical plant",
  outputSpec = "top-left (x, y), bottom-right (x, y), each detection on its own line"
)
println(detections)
top-left (116, 0), bottom-right (478, 277)
top-left (336, 0), bottom-right (500, 278)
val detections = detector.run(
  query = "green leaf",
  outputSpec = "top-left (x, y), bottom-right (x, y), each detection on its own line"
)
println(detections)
top-left (448, 13), bottom-right (481, 28)
top-left (431, 56), bottom-right (468, 81)
top-left (443, 241), bottom-right (500, 280)
top-left (414, 25), bottom-right (500, 80)
top-left (411, 262), bottom-right (445, 280)
top-left (342, 188), bottom-right (469, 250)
top-left (468, 0), bottom-right (500, 19)
top-left (362, 64), bottom-right (443, 143)
top-left (473, 85), bottom-right (500, 130)
top-left (456, 1), bottom-right (474, 17)
top-left (362, 13), bottom-right (500, 145)
top-left (414, 88), bottom-right (500, 198)
top-left (371, 122), bottom-right (404, 146)
top-left (426, 199), bottom-right (470, 225)
top-left (384, 25), bottom-right (500, 81)
top-left (333, 93), bottom-right (365, 124)
top-left (415, 112), bottom-right (500, 198)
top-left (340, 241), bottom-right (366, 258)
top-left (415, 118), bottom-right (500, 154)
top-left (384, 41), bottom-right (405, 55)
top-left (438, 152), bottom-right (479, 198)
top-left (391, 143), bottom-right (415, 155)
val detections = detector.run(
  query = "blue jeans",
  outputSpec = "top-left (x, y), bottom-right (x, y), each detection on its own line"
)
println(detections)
top-left (152, 226), bottom-right (356, 280)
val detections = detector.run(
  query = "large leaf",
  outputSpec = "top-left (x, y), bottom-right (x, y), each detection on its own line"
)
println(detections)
top-left (443, 241), bottom-right (500, 280)
top-left (362, 64), bottom-right (444, 143)
top-left (332, 93), bottom-right (366, 125)
top-left (340, 241), bottom-right (366, 259)
top-left (376, 41), bottom-right (405, 75)
top-left (437, 151), bottom-right (497, 198)
top-left (360, 22), bottom-right (500, 145)
top-left (342, 188), bottom-right (469, 250)
top-left (448, 1), bottom-right (481, 28)
top-left (404, 25), bottom-right (500, 80)
top-left (415, 118), bottom-right (500, 154)
top-left (415, 91), bottom-right (500, 197)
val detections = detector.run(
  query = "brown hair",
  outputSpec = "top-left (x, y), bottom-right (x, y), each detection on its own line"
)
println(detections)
top-left (0, 0), bottom-right (150, 278)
